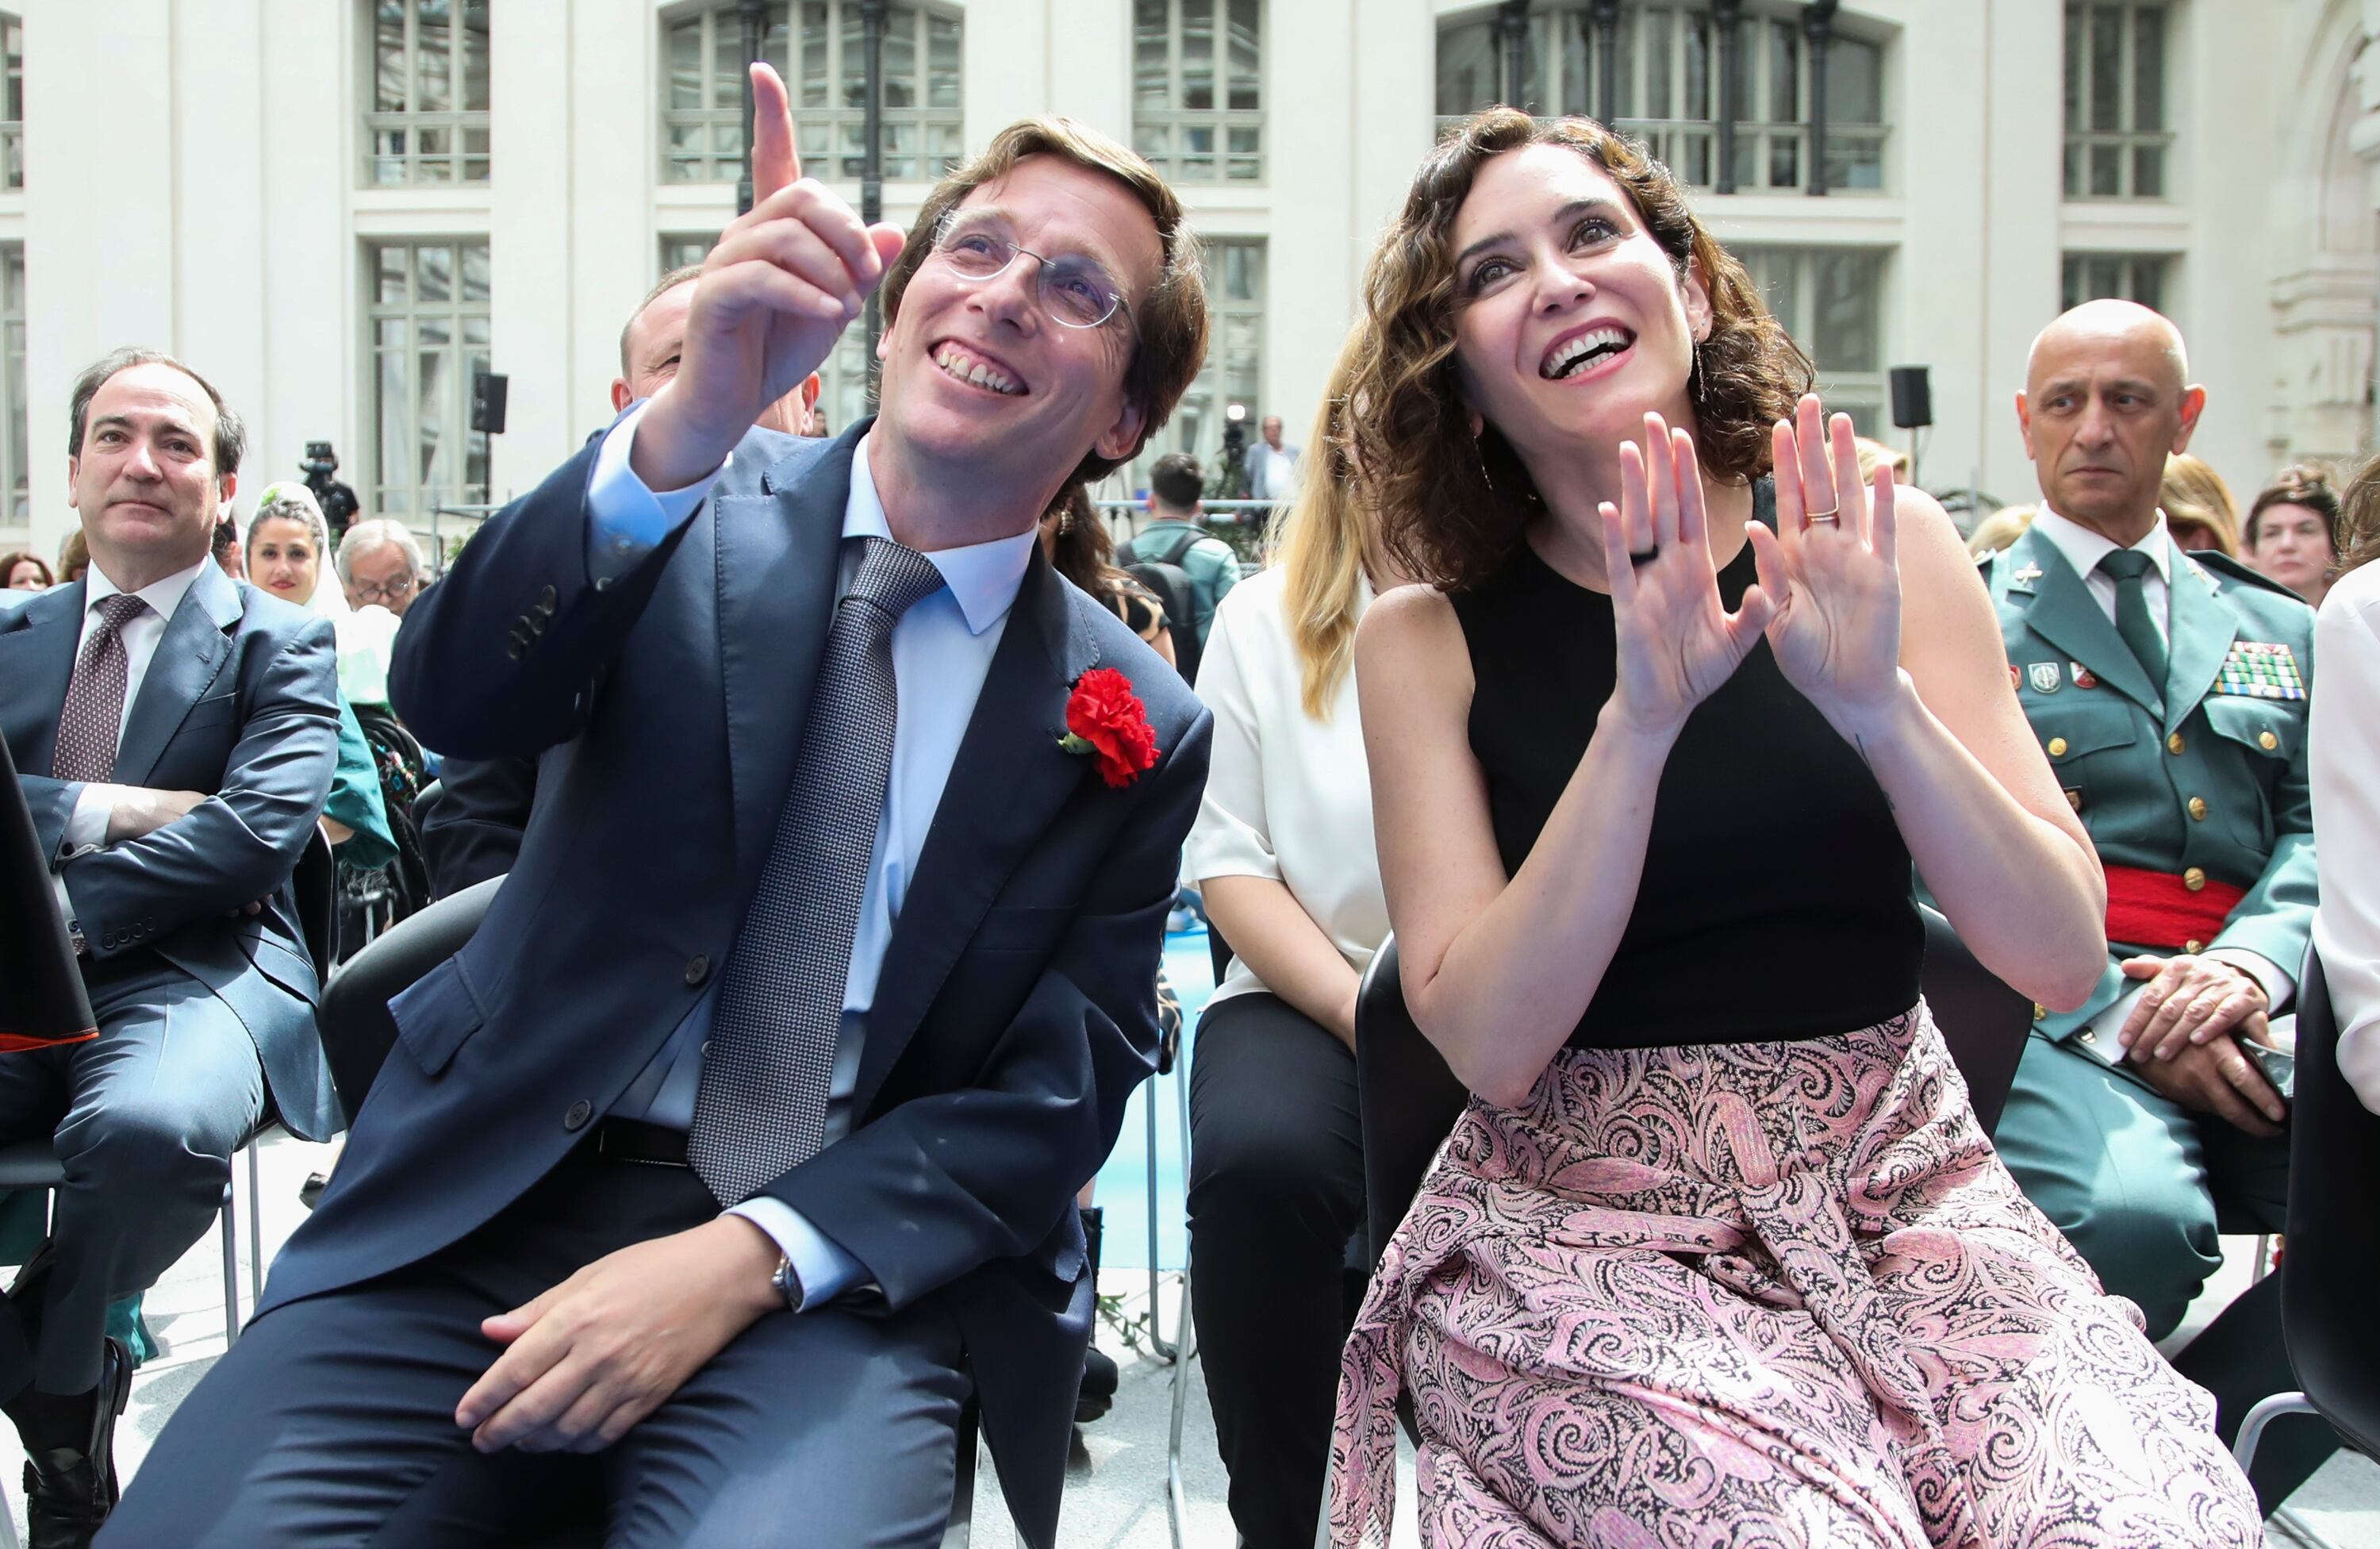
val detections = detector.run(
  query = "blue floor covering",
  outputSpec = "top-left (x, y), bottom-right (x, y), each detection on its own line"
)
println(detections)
top-left (1088, 924), bottom-right (1215, 1272)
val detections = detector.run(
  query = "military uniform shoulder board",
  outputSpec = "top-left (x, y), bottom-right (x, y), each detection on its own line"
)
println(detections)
top-left (2215, 640), bottom-right (2306, 701)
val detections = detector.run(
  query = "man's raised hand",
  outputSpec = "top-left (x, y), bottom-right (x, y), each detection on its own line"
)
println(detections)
top-left (631, 63), bottom-right (908, 491)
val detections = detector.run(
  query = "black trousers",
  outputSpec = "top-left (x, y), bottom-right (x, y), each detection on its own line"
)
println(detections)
top-left (1186, 991), bottom-right (1365, 1549)
top-left (105, 1143), bottom-right (969, 1548)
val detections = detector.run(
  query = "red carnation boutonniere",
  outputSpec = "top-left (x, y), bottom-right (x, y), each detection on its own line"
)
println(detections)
top-left (1058, 667), bottom-right (1160, 789)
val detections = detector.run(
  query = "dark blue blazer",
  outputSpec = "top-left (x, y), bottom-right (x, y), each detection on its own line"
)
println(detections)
top-left (269, 421), bottom-right (1210, 1544)
top-left (0, 563), bottom-right (344, 1140)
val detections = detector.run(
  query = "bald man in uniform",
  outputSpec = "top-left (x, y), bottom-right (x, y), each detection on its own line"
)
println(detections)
top-left (1978, 301), bottom-right (2323, 1497)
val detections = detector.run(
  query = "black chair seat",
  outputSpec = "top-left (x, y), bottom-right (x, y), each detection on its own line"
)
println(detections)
top-left (2278, 951), bottom-right (2380, 1458)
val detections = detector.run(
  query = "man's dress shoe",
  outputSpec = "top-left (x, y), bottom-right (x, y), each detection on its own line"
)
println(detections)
top-left (22, 1336), bottom-right (131, 1549)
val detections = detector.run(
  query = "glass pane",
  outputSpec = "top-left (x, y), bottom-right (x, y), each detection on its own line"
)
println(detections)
top-left (1769, 20), bottom-right (1798, 123)
top-left (1227, 0), bottom-right (1260, 112)
top-left (1813, 251), bottom-right (1879, 371)
top-left (417, 244), bottom-right (452, 303)
top-left (1684, 13), bottom-right (1711, 122)
top-left (2132, 6), bottom-right (2163, 131)
top-left (2090, 141), bottom-right (2120, 197)
top-left (2132, 143), bottom-right (2163, 198)
top-left (463, 315), bottom-right (492, 348)
top-left (377, 351), bottom-right (409, 513)
top-left (376, 1), bottom-right (409, 113)
top-left (929, 15), bottom-right (962, 110)
top-left (418, 317), bottom-right (451, 348)
top-left (2090, 256), bottom-right (2121, 297)
top-left (2063, 2), bottom-right (2083, 132)
top-left (883, 6), bottom-right (918, 110)
top-left (1436, 21), bottom-right (1494, 117)
top-left (417, 349), bottom-right (451, 490)
top-left (1610, 12), bottom-right (1633, 119)
top-left (378, 246), bottom-right (409, 304)
top-left (2060, 256), bottom-right (2082, 311)
top-left (1560, 11), bottom-right (1587, 118)
top-left (1223, 243), bottom-right (1261, 302)
top-left (841, 3), bottom-right (865, 109)
top-left (1770, 136), bottom-right (1798, 188)
top-left (461, 1), bottom-right (490, 111)
top-left (1645, 8), bottom-right (1672, 120)
top-left (1134, 121), bottom-right (1169, 163)
top-left (2089, 6), bottom-right (2121, 133)
top-left (1138, 0), bottom-right (1173, 112)
top-left (377, 318), bottom-right (408, 350)
top-left (461, 243), bottom-right (491, 302)
top-left (801, 3), bottom-right (831, 110)
top-left (1828, 37), bottom-right (1882, 125)
top-left (1182, 0), bottom-right (1215, 113)
top-left (418, 0), bottom-right (453, 113)
top-left (668, 21), bottom-right (704, 111)
top-left (2132, 259), bottom-right (2162, 313)
top-left (1823, 134), bottom-right (1883, 192)
top-left (2063, 140), bottom-right (2081, 199)
top-left (1683, 136), bottom-right (1709, 187)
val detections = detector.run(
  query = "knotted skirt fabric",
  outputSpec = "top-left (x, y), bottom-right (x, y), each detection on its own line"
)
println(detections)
top-left (1328, 1002), bottom-right (2264, 1548)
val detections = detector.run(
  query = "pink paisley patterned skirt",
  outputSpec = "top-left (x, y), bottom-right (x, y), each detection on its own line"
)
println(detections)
top-left (1327, 1002), bottom-right (2263, 1548)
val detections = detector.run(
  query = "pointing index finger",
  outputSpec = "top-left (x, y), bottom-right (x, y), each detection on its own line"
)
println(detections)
top-left (750, 62), bottom-right (799, 200)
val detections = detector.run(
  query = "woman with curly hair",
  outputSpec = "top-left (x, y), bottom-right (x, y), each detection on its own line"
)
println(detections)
top-left (1327, 109), bottom-right (2259, 1547)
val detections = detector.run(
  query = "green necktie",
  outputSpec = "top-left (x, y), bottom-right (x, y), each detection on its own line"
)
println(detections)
top-left (2096, 548), bottom-right (2168, 690)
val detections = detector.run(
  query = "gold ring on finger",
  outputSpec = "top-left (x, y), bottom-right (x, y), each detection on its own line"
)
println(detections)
top-left (1806, 506), bottom-right (1842, 525)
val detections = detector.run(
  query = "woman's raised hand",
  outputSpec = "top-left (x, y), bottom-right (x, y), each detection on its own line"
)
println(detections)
top-left (1747, 396), bottom-right (1905, 730)
top-left (1600, 413), bottom-right (1774, 736)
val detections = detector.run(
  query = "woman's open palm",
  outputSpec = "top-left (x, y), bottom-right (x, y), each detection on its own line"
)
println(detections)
top-left (1749, 397), bottom-right (1904, 727)
top-left (1601, 414), bottom-right (1773, 734)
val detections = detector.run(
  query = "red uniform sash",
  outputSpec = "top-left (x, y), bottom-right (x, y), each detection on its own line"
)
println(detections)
top-left (2103, 863), bottom-right (2247, 951)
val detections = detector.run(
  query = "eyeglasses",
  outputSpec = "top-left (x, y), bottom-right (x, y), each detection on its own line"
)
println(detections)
top-left (931, 214), bottom-right (1132, 332)
top-left (348, 575), bottom-right (419, 605)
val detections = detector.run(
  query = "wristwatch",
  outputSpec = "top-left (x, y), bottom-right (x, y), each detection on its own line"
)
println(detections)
top-left (770, 1253), bottom-right (802, 1310)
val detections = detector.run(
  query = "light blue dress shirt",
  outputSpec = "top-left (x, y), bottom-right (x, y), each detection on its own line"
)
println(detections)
top-left (584, 403), bottom-right (1038, 1306)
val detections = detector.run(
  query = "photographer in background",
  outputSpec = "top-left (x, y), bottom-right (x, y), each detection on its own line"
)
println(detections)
top-left (298, 441), bottom-right (360, 544)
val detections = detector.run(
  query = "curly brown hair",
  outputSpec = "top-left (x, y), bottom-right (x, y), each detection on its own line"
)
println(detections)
top-left (2335, 452), bottom-right (2380, 580)
top-left (1352, 109), bottom-right (1811, 591)
top-left (878, 117), bottom-right (1210, 488)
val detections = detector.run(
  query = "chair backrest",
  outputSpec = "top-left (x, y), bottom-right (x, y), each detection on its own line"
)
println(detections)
top-left (292, 826), bottom-right (338, 978)
top-left (1353, 911), bottom-right (2035, 1266)
top-left (2280, 949), bottom-right (2380, 1457)
top-left (1915, 904), bottom-right (2031, 1137)
top-left (1354, 936), bottom-right (1468, 1266)
top-left (317, 876), bottom-right (500, 1119)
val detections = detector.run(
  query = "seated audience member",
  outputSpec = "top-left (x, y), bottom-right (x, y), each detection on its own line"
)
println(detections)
top-left (1325, 112), bottom-right (2257, 1547)
top-left (0, 348), bottom-right (343, 1546)
top-left (1984, 301), bottom-right (2313, 1350)
top-left (208, 513), bottom-right (243, 580)
top-left (1119, 450), bottom-right (1239, 651)
top-left (423, 271), bottom-right (824, 897)
top-left (244, 484), bottom-right (397, 872)
top-left (1965, 501), bottom-right (2036, 557)
top-left (2313, 455), bottom-right (2380, 1110)
top-left (1040, 483), bottom-right (1173, 666)
top-left (2159, 451), bottom-right (2242, 555)
top-left (112, 80), bottom-right (1209, 1549)
top-left (5, 551), bottom-right (53, 590)
top-left (2244, 463), bottom-right (2342, 609)
top-left (55, 529), bottom-right (87, 586)
top-left (1184, 335), bottom-right (1396, 1548)
top-left (335, 518), bottom-right (425, 620)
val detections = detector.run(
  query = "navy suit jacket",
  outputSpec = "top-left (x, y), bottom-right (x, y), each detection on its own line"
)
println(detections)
top-left (0, 564), bottom-right (344, 1140)
top-left (267, 421), bottom-right (1211, 1543)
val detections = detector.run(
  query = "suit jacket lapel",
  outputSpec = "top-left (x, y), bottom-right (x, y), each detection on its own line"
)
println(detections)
top-left (855, 551), bottom-right (1097, 1116)
top-left (2162, 538), bottom-right (2238, 736)
top-left (2009, 528), bottom-right (2163, 714)
top-left (113, 564), bottom-right (241, 786)
top-left (0, 583), bottom-right (87, 773)
top-left (713, 429), bottom-right (857, 897)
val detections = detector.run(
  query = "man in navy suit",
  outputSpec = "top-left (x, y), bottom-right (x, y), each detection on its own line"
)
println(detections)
top-left (0, 349), bottom-right (341, 1547)
top-left (116, 67), bottom-right (1211, 1549)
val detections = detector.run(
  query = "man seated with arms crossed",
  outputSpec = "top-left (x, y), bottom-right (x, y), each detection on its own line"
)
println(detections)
top-left (112, 66), bottom-right (1210, 1549)
top-left (0, 350), bottom-right (342, 1549)
top-left (1983, 302), bottom-right (2319, 1498)
top-left (421, 265), bottom-right (823, 898)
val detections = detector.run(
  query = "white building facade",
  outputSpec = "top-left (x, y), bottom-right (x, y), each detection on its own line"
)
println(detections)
top-left (0, 0), bottom-right (2372, 567)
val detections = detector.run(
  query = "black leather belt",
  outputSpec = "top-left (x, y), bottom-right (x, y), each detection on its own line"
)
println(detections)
top-left (592, 1117), bottom-right (690, 1168)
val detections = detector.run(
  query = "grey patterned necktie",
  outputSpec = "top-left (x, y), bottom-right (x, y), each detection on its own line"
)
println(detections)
top-left (2097, 548), bottom-right (2168, 690)
top-left (689, 536), bottom-right (946, 1205)
top-left (50, 594), bottom-right (149, 782)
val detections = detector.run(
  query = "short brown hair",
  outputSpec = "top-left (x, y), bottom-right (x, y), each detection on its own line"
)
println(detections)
top-left (2246, 463), bottom-right (2341, 555)
top-left (68, 348), bottom-right (246, 479)
top-left (619, 263), bottom-right (704, 379)
top-left (1149, 452), bottom-right (1203, 511)
top-left (1351, 109), bottom-right (1811, 591)
top-left (879, 117), bottom-right (1209, 485)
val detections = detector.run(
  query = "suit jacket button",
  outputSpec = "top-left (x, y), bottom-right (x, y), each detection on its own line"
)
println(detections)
top-left (685, 955), bottom-right (712, 986)
top-left (539, 586), bottom-right (558, 609)
top-left (564, 1100), bottom-right (593, 1132)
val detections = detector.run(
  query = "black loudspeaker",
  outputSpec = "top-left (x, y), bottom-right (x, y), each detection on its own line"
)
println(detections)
top-left (1889, 366), bottom-right (1932, 430)
top-left (470, 371), bottom-right (509, 436)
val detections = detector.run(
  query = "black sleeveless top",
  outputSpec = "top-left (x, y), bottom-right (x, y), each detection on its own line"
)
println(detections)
top-left (1449, 482), bottom-right (1921, 1050)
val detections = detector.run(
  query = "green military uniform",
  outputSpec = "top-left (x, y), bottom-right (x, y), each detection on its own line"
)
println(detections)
top-left (1979, 519), bottom-right (2317, 1341)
